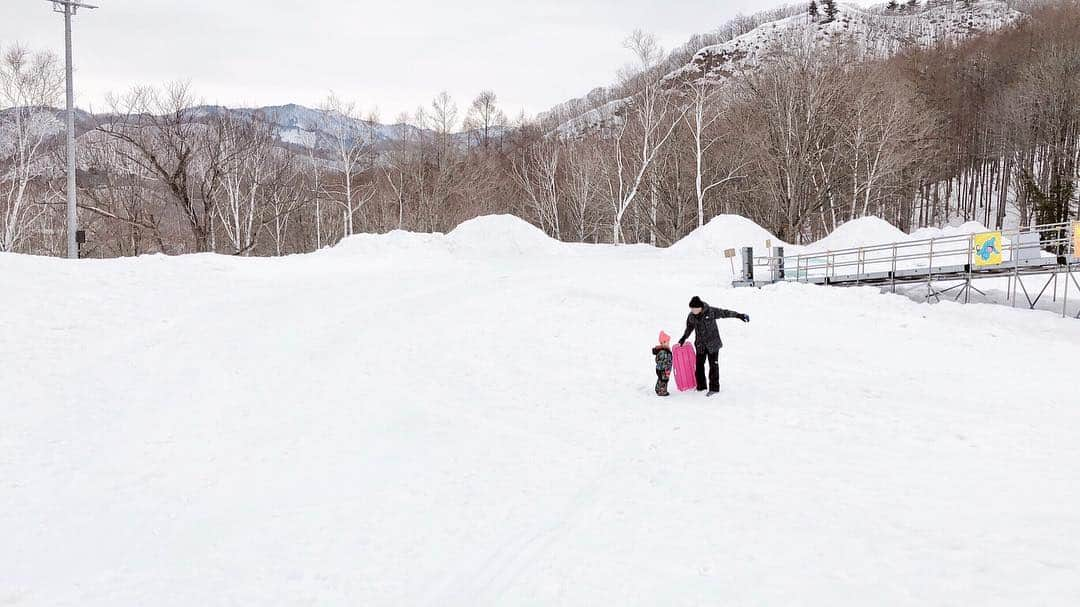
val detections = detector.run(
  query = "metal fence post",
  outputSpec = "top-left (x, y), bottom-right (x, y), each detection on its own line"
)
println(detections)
top-left (965, 235), bottom-right (973, 304)
top-left (741, 247), bottom-right (754, 283)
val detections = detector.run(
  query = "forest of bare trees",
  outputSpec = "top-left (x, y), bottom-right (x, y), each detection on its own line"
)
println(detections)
top-left (1, 0), bottom-right (1078, 257)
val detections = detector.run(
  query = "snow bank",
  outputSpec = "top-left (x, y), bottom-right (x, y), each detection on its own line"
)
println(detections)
top-left (668, 214), bottom-right (787, 257)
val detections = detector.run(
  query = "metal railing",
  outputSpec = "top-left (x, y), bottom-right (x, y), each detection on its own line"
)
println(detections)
top-left (746, 221), bottom-right (1076, 285)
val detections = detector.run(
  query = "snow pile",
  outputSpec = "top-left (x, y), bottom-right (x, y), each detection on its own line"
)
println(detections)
top-left (4, 213), bottom-right (1080, 605)
top-left (323, 229), bottom-right (450, 260)
top-left (668, 214), bottom-right (787, 257)
top-left (909, 220), bottom-right (990, 240)
top-left (804, 216), bottom-right (909, 253)
top-left (323, 216), bottom-right (560, 260)
top-left (446, 214), bottom-right (561, 256)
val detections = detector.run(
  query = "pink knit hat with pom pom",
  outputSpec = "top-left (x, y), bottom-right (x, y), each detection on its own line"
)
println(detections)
top-left (659, 331), bottom-right (671, 344)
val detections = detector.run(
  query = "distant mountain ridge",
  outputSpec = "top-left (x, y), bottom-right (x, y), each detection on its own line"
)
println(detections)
top-left (3, 102), bottom-right (496, 155)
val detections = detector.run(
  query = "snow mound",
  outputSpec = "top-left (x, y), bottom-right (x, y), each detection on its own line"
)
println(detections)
top-left (805, 216), bottom-right (908, 252)
top-left (909, 221), bottom-right (989, 240)
top-left (325, 229), bottom-right (449, 258)
top-left (669, 214), bottom-right (786, 257)
top-left (321, 215), bottom-right (561, 260)
top-left (446, 215), bottom-right (559, 255)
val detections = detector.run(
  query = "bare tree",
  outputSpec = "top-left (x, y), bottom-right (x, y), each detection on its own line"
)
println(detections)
top-left (317, 92), bottom-right (370, 238)
top-left (212, 111), bottom-right (277, 255)
top-left (565, 140), bottom-right (603, 242)
top-left (464, 90), bottom-right (507, 148)
top-left (728, 38), bottom-right (848, 241)
top-left (384, 112), bottom-right (415, 230)
top-left (0, 46), bottom-right (63, 252)
top-left (605, 30), bottom-right (685, 243)
top-left (510, 135), bottom-right (561, 238)
top-left (263, 149), bottom-right (307, 255)
top-left (835, 66), bottom-right (937, 225)
top-left (95, 82), bottom-right (221, 252)
top-left (78, 130), bottom-right (169, 255)
top-left (682, 79), bottom-right (746, 227)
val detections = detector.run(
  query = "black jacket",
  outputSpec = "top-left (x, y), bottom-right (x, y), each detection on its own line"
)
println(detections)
top-left (679, 303), bottom-right (745, 354)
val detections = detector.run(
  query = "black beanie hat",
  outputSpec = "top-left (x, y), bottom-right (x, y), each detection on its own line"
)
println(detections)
top-left (689, 296), bottom-right (704, 308)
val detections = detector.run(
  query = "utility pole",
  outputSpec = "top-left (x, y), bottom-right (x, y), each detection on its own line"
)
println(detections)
top-left (48, 0), bottom-right (97, 259)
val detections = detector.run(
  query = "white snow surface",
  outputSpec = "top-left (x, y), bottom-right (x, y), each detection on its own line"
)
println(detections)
top-left (804, 216), bottom-right (910, 253)
top-left (668, 214), bottom-right (788, 256)
top-left (3, 214), bottom-right (1080, 605)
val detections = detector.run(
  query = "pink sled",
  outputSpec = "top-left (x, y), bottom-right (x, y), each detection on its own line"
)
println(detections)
top-left (671, 342), bottom-right (697, 392)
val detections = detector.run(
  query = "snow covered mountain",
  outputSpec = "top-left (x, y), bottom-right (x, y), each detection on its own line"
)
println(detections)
top-left (552, 0), bottom-right (1023, 137)
top-left (12, 103), bottom-right (496, 157)
top-left (665, 0), bottom-right (1022, 86)
top-left (185, 104), bottom-right (453, 151)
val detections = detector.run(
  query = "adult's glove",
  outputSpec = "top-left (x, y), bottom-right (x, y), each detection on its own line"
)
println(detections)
top-left (741, 314), bottom-right (750, 323)
top-left (678, 339), bottom-right (686, 346)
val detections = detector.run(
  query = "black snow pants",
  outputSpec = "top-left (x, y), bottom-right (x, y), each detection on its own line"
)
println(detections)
top-left (695, 350), bottom-right (719, 392)
top-left (655, 370), bottom-right (670, 396)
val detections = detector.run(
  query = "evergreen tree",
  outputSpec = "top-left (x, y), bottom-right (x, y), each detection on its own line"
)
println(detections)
top-left (809, 0), bottom-right (819, 20)
top-left (1022, 169), bottom-right (1076, 236)
top-left (887, 0), bottom-right (899, 10)
top-left (822, 0), bottom-right (839, 22)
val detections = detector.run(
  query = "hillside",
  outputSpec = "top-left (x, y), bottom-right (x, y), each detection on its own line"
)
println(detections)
top-left (666, 0), bottom-right (1022, 85)
top-left (554, 0), bottom-right (1023, 137)
top-left (3, 214), bottom-right (1079, 604)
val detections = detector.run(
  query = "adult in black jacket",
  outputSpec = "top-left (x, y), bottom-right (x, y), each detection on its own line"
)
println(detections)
top-left (678, 295), bottom-right (749, 395)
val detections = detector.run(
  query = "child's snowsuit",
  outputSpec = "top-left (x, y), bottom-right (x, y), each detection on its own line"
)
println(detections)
top-left (653, 346), bottom-right (673, 396)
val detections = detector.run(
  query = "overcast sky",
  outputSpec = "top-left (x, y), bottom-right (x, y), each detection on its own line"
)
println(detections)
top-left (3, 0), bottom-right (806, 120)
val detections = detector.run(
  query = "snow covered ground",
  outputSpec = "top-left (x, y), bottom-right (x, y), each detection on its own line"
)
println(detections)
top-left (3, 215), bottom-right (1080, 605)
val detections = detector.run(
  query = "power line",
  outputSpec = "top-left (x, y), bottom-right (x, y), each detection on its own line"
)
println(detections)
top-left (47, 0), bottom-right (98, 259)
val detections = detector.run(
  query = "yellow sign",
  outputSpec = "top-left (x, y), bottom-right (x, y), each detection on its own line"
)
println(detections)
top-left (973, 231), bottom-right (1004, 266)
top-left (1073, 222), bottom-right (1080, 257)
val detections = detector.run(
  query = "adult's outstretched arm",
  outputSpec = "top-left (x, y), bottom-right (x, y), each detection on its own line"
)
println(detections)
top-left (716, 308), bottom-right (750, 323)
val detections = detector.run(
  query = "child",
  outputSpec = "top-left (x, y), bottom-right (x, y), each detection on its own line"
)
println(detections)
top-left (653, 331), bottom-right (674, 397)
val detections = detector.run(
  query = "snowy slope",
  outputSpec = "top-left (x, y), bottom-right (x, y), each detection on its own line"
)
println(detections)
top-left (666, 1), bottom-right (1023, 86)
top-left (3, 215), bottom-right (1080, 605)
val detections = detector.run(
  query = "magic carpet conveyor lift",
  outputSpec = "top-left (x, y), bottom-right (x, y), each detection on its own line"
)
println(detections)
top-left (733, 221), bottom-right (1080, 319)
